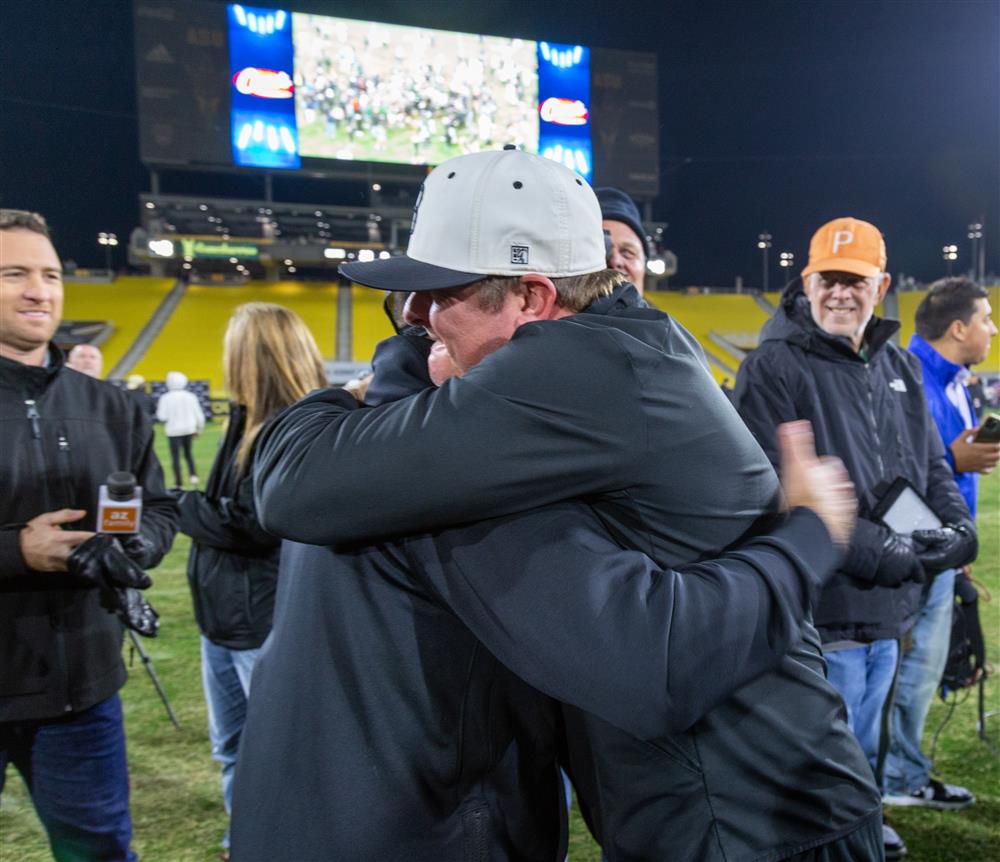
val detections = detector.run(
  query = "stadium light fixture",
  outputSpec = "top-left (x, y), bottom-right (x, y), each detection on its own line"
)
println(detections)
top-left (379, 251), bottom-right (391, 260)
top-left (144, 201), bottom-right (155, 210)
top-left (358, 249), bottom-right (376, 263)
top-left (943, 244), bottom-right (958, 275)
top-left (646, 258), bottom-right (667, 276)
top-left (757, 232), bottom-right (773, 292)
top-left (324, 247), bottom-right (347, 260)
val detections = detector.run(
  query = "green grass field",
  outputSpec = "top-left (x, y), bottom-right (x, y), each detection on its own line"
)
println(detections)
top-left (2, 423), bottom-right (997, 861)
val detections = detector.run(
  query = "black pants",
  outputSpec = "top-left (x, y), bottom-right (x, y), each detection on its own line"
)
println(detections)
top-left (783, 810), bottom-right (884, 861)
top-left (168, 434), bottom-right (196, 487)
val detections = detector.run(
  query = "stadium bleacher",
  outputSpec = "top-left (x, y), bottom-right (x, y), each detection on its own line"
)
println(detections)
top-left (131, 281), bottom-right (339, 393)
top-left (62, 276), bottom-right (176, 372)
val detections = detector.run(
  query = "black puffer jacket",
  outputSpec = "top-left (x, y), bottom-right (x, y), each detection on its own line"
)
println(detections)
top-left (735, 283), bottom-right (973, 643)
top-left (0, 347), bottom-right (178, 722)
top-left (178, 406), bottom-right (279, 649)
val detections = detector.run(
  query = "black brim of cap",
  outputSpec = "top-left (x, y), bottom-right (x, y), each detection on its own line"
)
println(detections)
top-left (339, 256), bottom-right (484, 291)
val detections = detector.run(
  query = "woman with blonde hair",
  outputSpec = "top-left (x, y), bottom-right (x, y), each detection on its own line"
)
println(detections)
top-left (176, 303), bottom-right (326, 859)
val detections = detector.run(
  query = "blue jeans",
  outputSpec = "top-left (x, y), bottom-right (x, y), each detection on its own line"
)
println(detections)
top-left (825, 639), bottom-right (899, 776)
top-left (201, 636), bottom-right (260, 850)
top-left (883, 569), bottom-right (956, 793)
top-left (0, 693), bottom-right (136, 862)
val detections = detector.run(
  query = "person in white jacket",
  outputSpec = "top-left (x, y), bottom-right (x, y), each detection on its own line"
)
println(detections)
top-left (157, 370), bottom-right (206, 489)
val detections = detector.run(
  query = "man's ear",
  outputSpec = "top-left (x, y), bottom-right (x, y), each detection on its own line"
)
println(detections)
top-left (947, 317), bottom-right (967, 343)
top-left (876, 271), bottom-right (892, 302)
top-left (515, 274), bottom-right (561, 321)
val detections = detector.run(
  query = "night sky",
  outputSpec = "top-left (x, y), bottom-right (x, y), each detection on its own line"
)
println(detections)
top-left (2, 0), bottom-right (998, 286)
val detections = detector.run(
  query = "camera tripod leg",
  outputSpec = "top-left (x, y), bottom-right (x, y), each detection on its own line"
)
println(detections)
top-left (128, 629), bottom-right (181, 730)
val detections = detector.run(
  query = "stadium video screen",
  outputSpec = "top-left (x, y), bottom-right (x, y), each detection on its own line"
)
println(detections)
top-left (226, 4), bottom-right (592, 176)
top-left (135, 0), bottom-right (658, 194)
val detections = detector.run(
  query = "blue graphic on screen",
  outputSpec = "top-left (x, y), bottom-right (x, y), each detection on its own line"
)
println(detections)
top-left (228, 5), bottom-right (300, 169)
top-left (536, 42), bottom-right (592, 178)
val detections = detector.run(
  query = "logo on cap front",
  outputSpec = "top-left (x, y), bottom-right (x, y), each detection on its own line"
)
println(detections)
top-left (831, 230), bottom-right (854, 254)
top-left (510, 245), bottom-right (529, 265)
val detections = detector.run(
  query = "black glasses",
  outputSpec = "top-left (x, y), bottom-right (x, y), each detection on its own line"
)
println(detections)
top-left (816, 271), bottom-right (874, 289)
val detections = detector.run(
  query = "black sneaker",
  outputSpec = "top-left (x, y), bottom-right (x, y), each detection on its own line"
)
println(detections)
top-left (884, 777), bottom-right (976, 810)
top-left (883, 822), bottom-right (907, 859)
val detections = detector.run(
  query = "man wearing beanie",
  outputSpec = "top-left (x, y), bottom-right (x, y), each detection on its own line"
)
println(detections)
top-left (596, 186), bottom-right (648, 292)
top-left (735, 216), bottom-right (977, 860)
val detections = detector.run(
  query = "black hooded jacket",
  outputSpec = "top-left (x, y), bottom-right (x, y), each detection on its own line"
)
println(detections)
top-left (234, 285), bottom-right (880, 861)
top-left (735, 282), bottom-right (973, 643)
top-left (0, 347), bottom-right (178, 722)
top-left (178, 405), bottom-right (280, 649)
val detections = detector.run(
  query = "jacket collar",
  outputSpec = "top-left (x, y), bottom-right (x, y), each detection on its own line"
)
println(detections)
top-left (0, 343), bottom-right (63, 391)
top-left (908, 333), bottom-right (966, 386)
top-left (762, 280), bottom-right (899, 362)
top-left (583, 281), bottom-right (647, 316)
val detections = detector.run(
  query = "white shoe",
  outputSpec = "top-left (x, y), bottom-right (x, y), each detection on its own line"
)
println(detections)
top-left (190, 475), bottom-right (200, 487)
top-left (883, 822), bottom-right (907, 859)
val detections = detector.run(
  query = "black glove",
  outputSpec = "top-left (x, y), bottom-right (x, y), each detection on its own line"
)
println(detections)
top-left (873, 531), bottom-right (925, 587)
top-left (112, 586), bottom-right (160, 637)
top-left (119, 533), bottom-right (159, 569)
top-left (912, 523), bottom-right (978, 577)
top-left (67, 535), bottom-right (153, 591)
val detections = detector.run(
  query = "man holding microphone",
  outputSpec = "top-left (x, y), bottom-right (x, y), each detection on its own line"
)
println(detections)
top-left (0, 209), bottom-right (177, 861)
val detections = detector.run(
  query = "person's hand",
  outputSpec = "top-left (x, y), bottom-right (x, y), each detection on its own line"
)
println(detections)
top-left (19, 509), bottom-right (95, 572)
top-left (874, 531), bottom-right (924, 587)
top-left (67, 534), bottom-right (153, 590)
top-left (428, 341), bottom-right (462, 386)
top-left (912, 523), bottom-right (978, 576)
top-left (343, 372), bottom-right (372, 402)
top-left (950, 427), bottom-right (1000, 474)
top-left (778, 420), bottom-right (857, 547)
top-left (119, 533), bottom-right (158, 569)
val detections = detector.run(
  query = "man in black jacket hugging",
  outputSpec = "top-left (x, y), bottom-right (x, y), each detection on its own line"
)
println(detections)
top-left (234, 151), bottom-right (883, 861)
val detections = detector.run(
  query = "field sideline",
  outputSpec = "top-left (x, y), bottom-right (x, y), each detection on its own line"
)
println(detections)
top-left (1, 423), bottom-right (997, 861)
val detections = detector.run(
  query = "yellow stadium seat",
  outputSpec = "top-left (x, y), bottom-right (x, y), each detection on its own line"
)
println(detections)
top-left (62, 277), bottom-right (175, 373)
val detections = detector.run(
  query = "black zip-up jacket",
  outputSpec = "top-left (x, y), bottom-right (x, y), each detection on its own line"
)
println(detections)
top-left (178, 405), bottom-right (279, 649)
top-left (0, 347), bottom-right (178, 722)
top-left (735, 283), bottom-right (973, 643)
top-left (234, 286), bottom-right (880, 861)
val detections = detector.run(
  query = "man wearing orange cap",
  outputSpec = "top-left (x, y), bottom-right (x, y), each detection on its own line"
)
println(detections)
top-left (735, 217), bottom-right (977, 860)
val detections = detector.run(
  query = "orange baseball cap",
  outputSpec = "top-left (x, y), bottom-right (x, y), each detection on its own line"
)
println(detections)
top-left (801, 217), bottom-right (887, 278)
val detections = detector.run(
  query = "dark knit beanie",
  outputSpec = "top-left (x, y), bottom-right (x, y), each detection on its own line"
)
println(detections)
top-left (595, 187), bottom-right (648, 256)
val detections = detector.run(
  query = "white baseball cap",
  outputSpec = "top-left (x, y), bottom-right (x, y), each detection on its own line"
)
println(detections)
top-left (339, 147), bottom-right (606, 291)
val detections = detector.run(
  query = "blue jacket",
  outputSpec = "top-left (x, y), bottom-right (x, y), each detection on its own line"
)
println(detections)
top-left (908, 334), bottom-right (978, 516)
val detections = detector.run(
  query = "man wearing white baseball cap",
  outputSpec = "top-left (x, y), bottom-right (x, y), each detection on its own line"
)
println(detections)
top-left (233, 151), bottom-right (881, 861)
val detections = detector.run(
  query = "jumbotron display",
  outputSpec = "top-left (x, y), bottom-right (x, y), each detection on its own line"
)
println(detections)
top-left (134, 0), bottom-right (658, 194)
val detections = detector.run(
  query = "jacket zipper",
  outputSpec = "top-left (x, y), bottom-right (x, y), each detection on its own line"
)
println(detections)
top-left (864, 366), bottom-right (886, 480)
top-left (26, 398), bottom-right (73, 712)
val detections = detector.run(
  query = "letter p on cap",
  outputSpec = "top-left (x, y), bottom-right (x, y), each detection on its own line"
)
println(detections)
top-left (831, 230), bottom-right (854, 254)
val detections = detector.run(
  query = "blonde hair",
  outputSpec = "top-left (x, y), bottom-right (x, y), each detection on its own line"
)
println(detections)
top-left (223, 303), bottom-right (327, 471)
top-left (473, 268), bottom-right (625, 313)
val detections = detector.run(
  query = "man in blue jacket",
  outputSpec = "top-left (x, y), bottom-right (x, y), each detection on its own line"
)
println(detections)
top-left (883, 277), bottom-right (997, 809)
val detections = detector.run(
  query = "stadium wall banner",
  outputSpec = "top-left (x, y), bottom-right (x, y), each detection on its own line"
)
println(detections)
top-left (178, 238), bottom-right (261, 259)
top-left (134, 0), bottom-right (659, 195)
